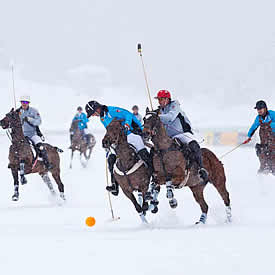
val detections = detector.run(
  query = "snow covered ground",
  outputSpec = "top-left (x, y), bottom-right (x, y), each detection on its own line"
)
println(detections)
top-left (0, 131), bottom-right (274, 275)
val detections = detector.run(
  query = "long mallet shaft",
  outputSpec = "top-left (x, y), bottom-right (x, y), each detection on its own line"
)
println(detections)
top-left (137, 43), bottom-right (153, 110)
top-left (11, 63), bottom-right (16, 109)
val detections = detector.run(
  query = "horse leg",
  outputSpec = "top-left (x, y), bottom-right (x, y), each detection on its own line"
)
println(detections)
top-left (123, 190), bottom-right (148, 223)
top-left (40, 173), bottom-right (56, 195)
top-left (212, 179), bottom-right (232, 223)
top-left (11, 167), bottom-right (19, 201)
top-left (147, 183), bottom-right (160, 214)
top-left (166, 180), bottom-right (178, 209)
top-left (70, 150), bottom-right (74, 169)
top-left (51, 169), bottom-right (65, 200)
top-left (189, 185), bottom-right (208, 224)
top-left (19, 160), bottom-right (27, 185)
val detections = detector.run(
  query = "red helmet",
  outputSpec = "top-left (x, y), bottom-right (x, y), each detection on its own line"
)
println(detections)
top-left (155, 90), bottom-right (171, 99)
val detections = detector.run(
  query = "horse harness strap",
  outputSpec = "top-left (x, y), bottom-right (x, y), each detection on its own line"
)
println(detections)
top-left (114, 159), bottom-right (144, 176)
top-left (114, 158), bottom-right (135, 190)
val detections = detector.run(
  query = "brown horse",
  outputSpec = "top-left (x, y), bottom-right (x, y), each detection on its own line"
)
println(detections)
top-left (255, 120), bottom-right (275, 175)
top-left (69, 120), bottom-right (96, 168)
top-left (0, 109), bottom-right (65, 202)
top-left (102, 119), bottom-right (154, 223)
top-left (143, 110), bottom-right (232, 224)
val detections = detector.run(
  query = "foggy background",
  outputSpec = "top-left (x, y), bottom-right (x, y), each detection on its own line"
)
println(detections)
top-left (0, 0), bottom-right (274, 130)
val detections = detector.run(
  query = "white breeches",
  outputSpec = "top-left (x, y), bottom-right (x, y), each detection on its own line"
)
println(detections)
top-left (127, 133), bottom-right (145, 152)
top-left (173, 132), bottom-right (198, 144)
top-left (30, 135), bottom-right (43, 145)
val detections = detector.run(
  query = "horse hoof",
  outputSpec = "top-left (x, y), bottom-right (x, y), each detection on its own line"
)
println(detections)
top-left (60, 193), bottom-right (66, 201)
top-left (169, 198), bottom-right (178, 209)
top-left (12, 194), bottom-right (19, 201)
top-left (151, 206), bottom-right (158, 214)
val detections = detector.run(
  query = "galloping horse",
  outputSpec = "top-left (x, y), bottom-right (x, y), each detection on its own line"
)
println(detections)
top-left (255, 120), bottom-right (275, 175)
top-left (143, 109), bottom-right (232, 224)
top-left (0, 109), bottom-right (65, 201)
top-left (102, 119), bottom-right (154, 223)
top-left (69, 119), bottom-right (96, 168)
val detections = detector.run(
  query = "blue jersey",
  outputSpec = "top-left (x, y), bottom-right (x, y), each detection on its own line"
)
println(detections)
top-left (247, 110), bottom-right (275, 137)
top-left (100, 106), bottom-right (143, 135)
top-left (73, 112), bottom-right (89, 130)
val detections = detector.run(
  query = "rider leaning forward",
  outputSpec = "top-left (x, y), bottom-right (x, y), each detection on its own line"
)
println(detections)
top-left (85, 101), bottom-right (154, 195)
top-left (155, 89), bottom-right (209, 183)
top-left (17, 95), bottom-right (53, 170)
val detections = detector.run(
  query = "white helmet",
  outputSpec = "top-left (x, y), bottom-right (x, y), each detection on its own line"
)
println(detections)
top-left (20, 95), bottom-right (31, 102)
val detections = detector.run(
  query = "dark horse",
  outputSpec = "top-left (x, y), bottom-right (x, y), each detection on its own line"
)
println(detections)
top-left (69, 120), bottom-right (96, 168)
top-left (143, 110), bottom-right (232, 224)
top-left (102, 119), bottom-right (154, 223)
top-left (0, 109), bottom-right (65, 201)
top-left (255, 120), bottom-right (275, 176)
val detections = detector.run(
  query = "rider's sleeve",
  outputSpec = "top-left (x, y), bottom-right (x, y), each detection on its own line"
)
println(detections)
top-left (30, 108), bottom-right (41, 126)
top-left (109, 107), bottom-right (133, 128)
top-left (247, 116), bottom-right (260, 138)
top-left (159, 100), bottom-right (180, 124)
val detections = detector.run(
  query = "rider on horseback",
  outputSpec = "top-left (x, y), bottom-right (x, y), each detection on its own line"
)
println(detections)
top-left (71, 106), bottom-right (91, 147)
top-left (17, 95), bottom-right (53, 170)
top-left (244, 100), bottom-right (275, 143)
top-left (155, 90), bottom-right (208, 184)
top-left (244, 100), bottom-right (275, 174)
top-left (85, 100), bottom-right (153, 195)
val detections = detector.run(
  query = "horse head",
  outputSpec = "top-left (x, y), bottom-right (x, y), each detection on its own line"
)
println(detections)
top-left (142, 107), bottom-right (161, 140)
top-left (0, 108), bottom-right (20, 130)
top-left (102, 119), bottom-right (126, 149)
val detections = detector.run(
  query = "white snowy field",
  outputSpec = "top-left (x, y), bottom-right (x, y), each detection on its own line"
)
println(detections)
top-left (0, 131), bottom-right (274, 275)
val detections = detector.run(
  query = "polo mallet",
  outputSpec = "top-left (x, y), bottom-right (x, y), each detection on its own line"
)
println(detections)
top-left (105, 157), bottom-right (120, 221)
top-left (10, 61), bottom-right (16, 109)
top-left (137, 43), bottom-right (153, 111)
top-left (219, 142), bottom-right (245, 159)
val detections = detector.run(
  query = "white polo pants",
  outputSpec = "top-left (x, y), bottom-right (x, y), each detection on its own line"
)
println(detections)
top-left (127, 133), bottom-right (145, 151)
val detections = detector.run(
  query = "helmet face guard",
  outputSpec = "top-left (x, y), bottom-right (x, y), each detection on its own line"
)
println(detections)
top-left (85, 101), bottom-right (101, 118)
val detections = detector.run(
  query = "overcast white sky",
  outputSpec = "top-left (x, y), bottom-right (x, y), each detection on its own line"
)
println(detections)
top-left (0, 0), bottom-right (274, 123)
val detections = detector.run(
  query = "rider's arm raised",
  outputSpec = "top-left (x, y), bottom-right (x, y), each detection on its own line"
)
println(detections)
top-left (247, 116), bottom-right (260, 138)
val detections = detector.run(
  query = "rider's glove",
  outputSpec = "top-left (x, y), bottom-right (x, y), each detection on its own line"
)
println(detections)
top-left (243, 137), bottom-right (251, 144)
top-left (124, 123), bottom-right (131, 131)
top-left (23, 116), bottom-right (34, 123)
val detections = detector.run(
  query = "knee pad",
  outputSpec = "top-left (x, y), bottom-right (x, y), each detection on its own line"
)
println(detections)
top-left (36, 142), bottom-right (44, 151)
top-left (188, 140), bottom-right (200, 153)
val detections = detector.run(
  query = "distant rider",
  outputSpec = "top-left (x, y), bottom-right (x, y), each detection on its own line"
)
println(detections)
top-left (244, 100), bottom-right (275, 144)
top-left (85, 100), bottom-right (153, 195)
top-left (132, 105), bottom-right (143, 124)
top-left (17, 95), bottom-right (53, 170)
top-left (155, 90), bottom-right (208, 184)
top-left (71, 106), bottom-right (91, 146)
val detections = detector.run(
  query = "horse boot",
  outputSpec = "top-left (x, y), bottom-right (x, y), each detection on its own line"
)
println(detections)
top-left (106, 153), bottom-right (119, 196)
top-left (189, 140), bottom-right (208, 184)
top-left (37, 143), bottom-right (54, 170)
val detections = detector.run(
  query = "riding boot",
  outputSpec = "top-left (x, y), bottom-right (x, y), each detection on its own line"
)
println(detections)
top-left (85, 134), bottom-right (91, 147)
top-left (138, 148), bottom-right (154, 177)
top-left (37, 143), bottom-right (54, 170)
top-left (189, 140), bottom-right (208, 184)
top-left (106, 153), bottom-right (119, 196)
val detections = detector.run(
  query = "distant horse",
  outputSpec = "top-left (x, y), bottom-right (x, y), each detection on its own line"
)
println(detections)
top-left (102, 119), bottom-right (154, 223)
top-left (143, 109), bottom-right (232, 224)
top-left (69, 119), bottom-right (96, 168)
top-left (255, 120), bottom-right (275, 176)
top-left (0, 109), bottom-right (65, 201)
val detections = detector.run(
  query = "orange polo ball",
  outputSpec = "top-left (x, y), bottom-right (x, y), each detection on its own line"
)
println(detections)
top-left (85, 217), bottom-right (96, 227)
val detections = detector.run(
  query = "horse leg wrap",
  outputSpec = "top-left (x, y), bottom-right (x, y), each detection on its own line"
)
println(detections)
top-left (12, 184), bottom-right (19, 201)
top-left (137, 192), bottom-right (143, 208)
top-left (60, 192), bottom-right (66, 200)
top-left (42, 174), bottom-right (55, 194)
top-left (196, 213), bottom-right (207, 224)
top-left (166, 181), bottom-right (174, 199)
top-left (19, 161), bottom-right (27, 185)
top-left (225, 206), bottom-right (232, 223)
